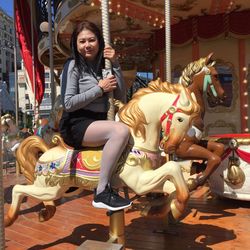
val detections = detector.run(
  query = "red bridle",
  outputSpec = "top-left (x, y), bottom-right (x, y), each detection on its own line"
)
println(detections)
top-left (160, 95), bottom-right (183, 143)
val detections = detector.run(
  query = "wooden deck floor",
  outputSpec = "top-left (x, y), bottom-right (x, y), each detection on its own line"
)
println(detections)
top-left (3, 166), bottom-right (250, 250)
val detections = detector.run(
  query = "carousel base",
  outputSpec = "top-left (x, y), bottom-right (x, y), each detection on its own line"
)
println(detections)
top-left (209, 133), bottom-right (250, 201)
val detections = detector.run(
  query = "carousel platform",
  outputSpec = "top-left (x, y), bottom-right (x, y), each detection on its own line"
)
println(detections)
top-left (3, 167), bottom-right (250, 250)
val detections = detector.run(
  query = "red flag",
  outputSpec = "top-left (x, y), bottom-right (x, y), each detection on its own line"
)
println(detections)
top-left (15, 0), bottom-right (45, 105)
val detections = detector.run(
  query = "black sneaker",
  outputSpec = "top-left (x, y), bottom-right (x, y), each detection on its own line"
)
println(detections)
top-left (92, 185), bottom-right (132, 211)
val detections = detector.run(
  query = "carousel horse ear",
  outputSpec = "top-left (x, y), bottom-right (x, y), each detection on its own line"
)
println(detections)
top-left (205, 52), bottom-right (214, 65)
top-left (179, 88), bottom-right (190, 107)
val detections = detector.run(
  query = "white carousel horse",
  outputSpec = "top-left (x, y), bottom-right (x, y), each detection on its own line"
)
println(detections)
top-left (6, 79), bottom-right (200, 229)
top-left (1, 114), bottom-right (28, 174)
top-left (1, 114), bottom-right (21, 154)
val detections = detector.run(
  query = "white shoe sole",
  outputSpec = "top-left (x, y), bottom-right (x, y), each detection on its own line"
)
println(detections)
top-left (92, 201), bottom-right (132, 211)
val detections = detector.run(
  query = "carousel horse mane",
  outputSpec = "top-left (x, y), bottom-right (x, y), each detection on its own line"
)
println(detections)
top-left (119, 78), bottom-right (199, 140)
top-left (179, 55), bottom-right (215, 87)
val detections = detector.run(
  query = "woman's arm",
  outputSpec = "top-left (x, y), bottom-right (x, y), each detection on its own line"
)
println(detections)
top-left (61, 60), bottom-right (103, 112)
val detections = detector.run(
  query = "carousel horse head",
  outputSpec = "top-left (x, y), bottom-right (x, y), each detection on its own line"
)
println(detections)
top-left (1, 114), bottom-right (18, 135)
top-left (179, 53), bottom-right (226, 108)
top-left (1, 114), bottom-right (20, 152)
top-left (119, 78), bottom-right (200, 154)
top-left (36, 95), bottom-right (63, 145)
top-left (49, 95), bottom-right (63, 131)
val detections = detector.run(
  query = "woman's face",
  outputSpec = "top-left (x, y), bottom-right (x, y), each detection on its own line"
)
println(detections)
top-left (77, 29), bottom-right (99, 61)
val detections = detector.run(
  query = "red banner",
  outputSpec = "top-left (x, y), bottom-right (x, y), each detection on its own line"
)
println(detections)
top-left (15, 0), bottom-right (44, 104)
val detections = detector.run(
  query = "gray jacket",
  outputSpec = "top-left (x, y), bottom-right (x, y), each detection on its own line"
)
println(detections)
top-left (61, 59), bottom-right (126, 113)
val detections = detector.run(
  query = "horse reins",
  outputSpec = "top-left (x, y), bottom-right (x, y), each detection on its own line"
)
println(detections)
top-left (160, 95), bottom-right (182, 143)
top-left (203, 68), bottom-right (218, 97)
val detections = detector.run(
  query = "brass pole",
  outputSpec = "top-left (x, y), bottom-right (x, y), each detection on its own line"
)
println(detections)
top-left (101, 0), bottom-right (115, 121)
top-left (108, 210), bottom-right (125, 245)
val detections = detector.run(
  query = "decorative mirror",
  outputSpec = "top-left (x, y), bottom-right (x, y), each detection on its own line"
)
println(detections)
top-left (206, 59), bottom-right (238, 113)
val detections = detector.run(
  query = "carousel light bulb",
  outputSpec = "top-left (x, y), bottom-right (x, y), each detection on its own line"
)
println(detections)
top-left (244, 104), bottom-right (248, 107)
top-left (125, 7), bottom-right (128, 11)
top-left (244, 116), bottom-right (249, 120)
top-left (109, 1), bottom-right (111, 4)
top-left (244, 92), bottom-right (248, 96)
top-left (243, 79), bottom-right (248, 84)
top-left (153, 23), bottom-right (156, 27)
top-left (91, 2), bottom-right (95, 6)
top-left (243, 67), bottom-right (247, 71)
top-left (245, 128), bottom-right (249, 132)
top-left (117, 4), bottom-right (120, 8)
top-left (117, 11), bottom-right (120, 15)
top-left (109, 8), bottom-right (112, 13)
top-left (155, 17), bottom-right (159, 21)
top-left (149, 15), bottom-right (152, 19)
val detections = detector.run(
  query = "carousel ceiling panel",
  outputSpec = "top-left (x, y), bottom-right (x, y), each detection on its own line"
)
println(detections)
top-left (54, 0), bottom-right (250, 69)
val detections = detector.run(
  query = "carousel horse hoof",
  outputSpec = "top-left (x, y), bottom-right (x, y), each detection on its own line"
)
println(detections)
top-left (187, 177), bottom-right (200, 191)
top-left (187, 174), bottom-right (206, 191)
top-left (169, 200), bottom-right (183, 222)
top-left (38, 205), bottom-right (56, 222)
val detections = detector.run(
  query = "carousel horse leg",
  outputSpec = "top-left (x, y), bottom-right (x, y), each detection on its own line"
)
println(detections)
top-left (5, 184), bottom-right (68, 227)
top-left (121, 161), bottom-right (189, 221)
top-left (176, 142), bottom-right (222, 191)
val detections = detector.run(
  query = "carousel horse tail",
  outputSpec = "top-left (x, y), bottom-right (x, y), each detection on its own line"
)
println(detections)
top-left (16, 135), bottom-right (50, 184)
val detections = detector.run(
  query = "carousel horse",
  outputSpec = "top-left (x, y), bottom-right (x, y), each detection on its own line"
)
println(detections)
top-left (6, 79), bottom-right (200, 229)
top-left (1, 114), bottom-right (31, 174)
top-left (175, 53), bottom-right (226, 190)
top-left (1, 114), bottom-right (21, 154)
top-left (34, 95), bottom-right (63, 147)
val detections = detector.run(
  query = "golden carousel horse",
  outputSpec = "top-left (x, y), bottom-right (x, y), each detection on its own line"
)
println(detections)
top-left (5, 79), bottom-right (200, 241)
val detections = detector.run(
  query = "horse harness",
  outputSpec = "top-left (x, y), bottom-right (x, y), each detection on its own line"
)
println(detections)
top-left (160, 95), bottom-right (182, 144)
top-left (203, 67), bottom-right (218, 98)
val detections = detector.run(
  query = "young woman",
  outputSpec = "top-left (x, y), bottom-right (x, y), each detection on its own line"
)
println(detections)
top-left (59, 20), bottom-right (132, 211)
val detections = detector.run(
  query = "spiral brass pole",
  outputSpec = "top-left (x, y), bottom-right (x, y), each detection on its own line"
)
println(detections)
top-left (101, 0), bottom-right (115, 121)
top-left (165, 0), bottom-right (171, 82)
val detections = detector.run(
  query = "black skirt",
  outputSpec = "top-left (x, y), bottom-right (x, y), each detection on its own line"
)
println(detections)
top-left (59, 109), bottom-right (107, 149)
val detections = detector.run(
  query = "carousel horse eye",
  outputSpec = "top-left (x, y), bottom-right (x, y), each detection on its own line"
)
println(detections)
top-left (177, 117), bottom-right (184, 122)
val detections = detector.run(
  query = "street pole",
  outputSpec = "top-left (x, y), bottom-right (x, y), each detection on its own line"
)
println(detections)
top-left (30, 0), bottom-right (38, 128)
top-left (48, 0), bottom-right (56, 107)
top-left (0, 80), bottom-right (6, 250)
top-left (13, 0), bottom-right (19, 127)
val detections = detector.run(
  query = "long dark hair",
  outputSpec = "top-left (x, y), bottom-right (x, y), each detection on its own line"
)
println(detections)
top-left (70, 20), bottom-right (105, 73)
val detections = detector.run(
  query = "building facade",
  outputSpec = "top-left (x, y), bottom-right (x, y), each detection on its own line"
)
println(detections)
top-left (0, 7), bottom-right (14, 85)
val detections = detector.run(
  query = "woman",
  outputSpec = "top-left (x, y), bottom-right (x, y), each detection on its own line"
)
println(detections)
top-left (59, 20), bottom-right (132, 211)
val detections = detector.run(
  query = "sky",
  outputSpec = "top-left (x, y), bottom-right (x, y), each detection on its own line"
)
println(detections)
top-left (0, 0), bottom-right (13, 17)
